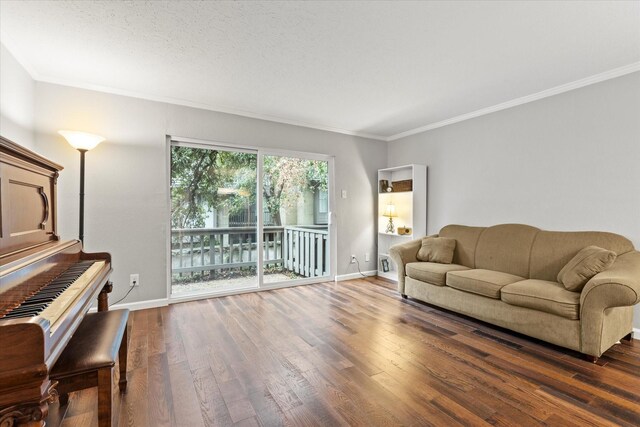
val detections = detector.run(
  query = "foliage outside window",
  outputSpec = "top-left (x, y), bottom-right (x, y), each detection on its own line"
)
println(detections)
top-left (171, 146), bottom-right (328, 228)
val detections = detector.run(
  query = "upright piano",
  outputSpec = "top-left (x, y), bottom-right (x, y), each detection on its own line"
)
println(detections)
top-left (0, 136), bottom-right (113, 426)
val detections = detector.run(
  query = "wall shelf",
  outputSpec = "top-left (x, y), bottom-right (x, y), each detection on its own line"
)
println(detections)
top-left (377, 190), bottom-right (413, 194)
top-left (377, 164), bottom-right (427, 282)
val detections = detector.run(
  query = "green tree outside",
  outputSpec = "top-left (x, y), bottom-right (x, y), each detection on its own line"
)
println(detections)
top-left (171, 146), bottom-right (327, 228)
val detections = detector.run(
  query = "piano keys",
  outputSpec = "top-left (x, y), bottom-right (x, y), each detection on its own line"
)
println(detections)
top-left (2, 260), bottom-right (100, 320)
top-left (0, 136), bottom-right (113, 427)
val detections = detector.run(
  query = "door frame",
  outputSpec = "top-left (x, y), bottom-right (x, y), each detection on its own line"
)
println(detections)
top-left (166, 135), bottom-right (336, 304)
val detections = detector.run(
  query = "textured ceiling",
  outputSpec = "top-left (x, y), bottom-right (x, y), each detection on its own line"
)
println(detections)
top-left (1, 1), bottom-right (639, 140)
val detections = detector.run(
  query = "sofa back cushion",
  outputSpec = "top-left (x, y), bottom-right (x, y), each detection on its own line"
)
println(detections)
top-left (474, 224), bottom-right (539, 278)
top-left (439, 223), bottom-right (634, 280)
top-left (529, 231), bottom-right (633, 282)
top-left (439, 225), bottom-right (484, 268)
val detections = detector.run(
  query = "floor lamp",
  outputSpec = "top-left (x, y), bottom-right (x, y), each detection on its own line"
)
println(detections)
top-left (58, 130), bottom-right (105, 243)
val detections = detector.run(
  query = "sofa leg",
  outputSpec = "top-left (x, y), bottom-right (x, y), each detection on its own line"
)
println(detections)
top-left (621, 331), bottom-right (634, 344)
top-left (401, 294), bottom-right (407, 299)
top-left (586, 355), bottom-right (599, 364)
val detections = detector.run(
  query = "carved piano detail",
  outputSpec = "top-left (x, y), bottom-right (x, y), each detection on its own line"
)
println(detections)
top-left (0, 136), bottom-right (113, 427)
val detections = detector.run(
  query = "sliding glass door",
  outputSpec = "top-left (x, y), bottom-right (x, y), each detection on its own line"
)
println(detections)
top-left (170, 140), bottom-right (332, 298)
top-left (262, 154), bottom-right (330, 284)
top-left (170, 143), bottom-right (258, 296)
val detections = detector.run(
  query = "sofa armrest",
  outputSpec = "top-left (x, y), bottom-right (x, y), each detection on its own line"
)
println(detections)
top-left (580, 251), bottom-right (640, 356)
top-left (580, 251), bottom-right (640, 309)
top-left (389, 236), bottom-right (430, 294)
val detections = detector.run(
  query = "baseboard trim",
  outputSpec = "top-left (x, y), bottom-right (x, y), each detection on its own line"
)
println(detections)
top-left (90, 298), bottom-right (169, 312)
top-left (633, 328), bottom-right (640, 340)
top-left (335, 270), bottom-right (377, 282)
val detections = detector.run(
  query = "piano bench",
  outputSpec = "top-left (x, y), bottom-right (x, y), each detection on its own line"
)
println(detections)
top-left (50, 309), bottom-right (129, 427)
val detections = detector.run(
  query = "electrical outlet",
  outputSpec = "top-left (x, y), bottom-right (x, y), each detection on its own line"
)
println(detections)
top-left (351, 255), bottom-right (357, 264)
top-left (129, 273), bottom-right (139, 287)
top-left (365, 252), bottom-right (370, 262)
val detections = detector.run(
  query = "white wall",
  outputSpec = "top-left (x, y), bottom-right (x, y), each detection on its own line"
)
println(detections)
top-left (0, 43), bottom-right (35, 148)
top-left (4, 43), bottom-right (638, 326)
top-left (33, 82), bottom-right (386, 305)
top-left (388, 71), bottom-right (640, 327)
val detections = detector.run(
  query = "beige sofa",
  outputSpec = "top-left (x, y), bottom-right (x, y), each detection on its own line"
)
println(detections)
top-left (389, 224), bottom-right (640, 360)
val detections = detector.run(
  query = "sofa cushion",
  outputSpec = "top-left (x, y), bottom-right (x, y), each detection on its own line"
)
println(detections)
top-left (406, 262), bottom-right (469, 286)
top-left (446, 269), bottom-right (524, 299)
top-left (417, 237), bottom-right (456, 264)
top-left (529, 230), bottom-right (633, 282)
top-left (501, 279), bottom-right (581, 320)
top-left (557, 246), bottom-right (617, 292)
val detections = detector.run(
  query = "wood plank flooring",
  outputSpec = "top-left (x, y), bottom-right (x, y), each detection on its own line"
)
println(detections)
top-left (47, 277), bottom-right (640, 426)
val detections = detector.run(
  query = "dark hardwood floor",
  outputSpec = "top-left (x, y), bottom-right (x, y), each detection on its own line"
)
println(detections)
top-left (48, 277), bottom-right (640, 426)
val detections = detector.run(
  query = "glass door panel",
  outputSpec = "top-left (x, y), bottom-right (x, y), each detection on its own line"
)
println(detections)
top-left (170, 143), bottom-right (258, 296)
top-left (262, 154), bottom-right (330, 284)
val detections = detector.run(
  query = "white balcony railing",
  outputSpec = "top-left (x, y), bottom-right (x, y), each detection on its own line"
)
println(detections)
top-left (171, 225), bottom-right (328, 279)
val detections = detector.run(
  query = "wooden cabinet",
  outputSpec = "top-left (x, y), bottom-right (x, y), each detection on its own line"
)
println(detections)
top-left (377, 164), bottom-right (426, 281)
top-left (0, 136), bottom-right (62, 262)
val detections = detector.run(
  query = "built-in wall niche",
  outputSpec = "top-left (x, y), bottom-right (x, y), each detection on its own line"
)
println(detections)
top-left (378, 192), bottom-right (413, 236)
top-left (377, 164), bottom-right (427, 281)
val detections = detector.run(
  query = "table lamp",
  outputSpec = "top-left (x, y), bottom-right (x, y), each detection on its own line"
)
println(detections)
top-left (383, 203), bottom-right (397, 233)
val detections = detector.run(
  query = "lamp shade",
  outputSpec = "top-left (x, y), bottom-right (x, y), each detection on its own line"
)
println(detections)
top-left (383, 203), bottom-right (397, 218)
top-left (58, 130), bottom-right (105, 151)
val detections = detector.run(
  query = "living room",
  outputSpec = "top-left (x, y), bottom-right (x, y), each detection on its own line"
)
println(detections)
top-left (1, 1), bottom-right (638, 426)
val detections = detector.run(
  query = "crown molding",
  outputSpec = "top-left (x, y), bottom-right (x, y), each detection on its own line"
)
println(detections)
top-left (4, 38), bottom-right (637, 144)
top-left (1, 38), bottom-right (41, 79)
top-left (33, 74), bottom-right (389, 142)
top-left (42, 61), bottom-right (637, 144)
top-left (2, 40), bottom-right (386, 141)
top-left (387, 62), bottom-right (640, 142)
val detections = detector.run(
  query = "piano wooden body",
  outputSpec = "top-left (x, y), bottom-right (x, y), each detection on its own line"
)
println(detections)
top-left (0, 136), bottom-right (112, 426)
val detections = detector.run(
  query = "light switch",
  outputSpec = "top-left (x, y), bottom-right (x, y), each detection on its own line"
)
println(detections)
top-left (341, 190), bottom-right (347, 199)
